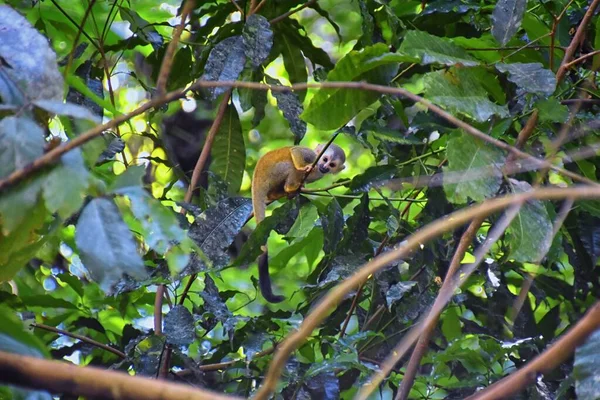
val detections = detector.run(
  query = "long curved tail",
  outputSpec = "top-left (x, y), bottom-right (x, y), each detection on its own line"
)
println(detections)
top-left (252, 185), bottom-right (284, 303)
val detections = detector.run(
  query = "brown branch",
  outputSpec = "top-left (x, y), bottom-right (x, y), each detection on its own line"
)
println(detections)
top-left (176, 345), bottom-right (276, 376)
top-left (270, 0), bottom-right (317, 24)
top-left (229, 0), bottom-right (244, 14)
top-left (0, 350), bottom-right (238, 400)
top-left (395, 216), bottom-right (485, 400)
top-left (467, 302), bottom-right (600, 400)
top-left (1, 80), bottom-right (597, 194)
top-left (562, 49), bottom-right (600, 69)
top-left (32, 323), bottom-right (125, 359)
top-left (548, 0), bottom-right (575, 70)
top-left (252, 185), bottom-right (600, 400)
top-left (156, 0), bottom-right (195, 96)
top-left (154, 284), bottom-right (165, 335)
top-left (556, 0), bottom-right (600, 82)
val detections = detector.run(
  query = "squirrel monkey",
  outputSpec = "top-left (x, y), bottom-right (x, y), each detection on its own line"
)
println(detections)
top-left (252, 144), bottom-right (346, 302)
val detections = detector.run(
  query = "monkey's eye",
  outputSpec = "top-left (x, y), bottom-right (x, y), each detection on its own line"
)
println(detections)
top-left (330, 162), bottom-right (336, 168)
top-left (323, 156), bottom-right (329, 162)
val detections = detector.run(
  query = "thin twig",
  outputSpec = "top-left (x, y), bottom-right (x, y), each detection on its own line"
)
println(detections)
top-left (270, 0), bottom-right (317, 24)
top-left (32, 323), bottom-right (125, 359)
top-left (156, 0), bottom-right (196, 96)
top-left (562, 49), bottom-right (600, 69)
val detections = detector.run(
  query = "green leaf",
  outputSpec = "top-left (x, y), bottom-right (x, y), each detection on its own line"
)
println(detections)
top-left (276, 28), bottom-right (308, 102)
top-left (119, 7), bottom-right (163, 48)
top-left (574, 329), bottom-right (600, 399)
top-left (282, 21), bottom-right (334, 70)
top-left (242, 14), bottom-right (273, 68)
top-left (301, 44), bottom-right (417, 130)
top-left (210, 104), bottom-right (245, 194)
top-left (164, 305), bottom-right (195, 347)
top-left (21, 295), bottom-right (79, 310)
top-left (399, 30), bottom-right (479, 66)
top-left (42, 149), bottom-right (89, 218)
top-left (364, 125), bottom-right (424, 145)
top-left (75, 198), bottom-right (147, 293)
top-left (286, 203), bottom-right (319, 239)
top-left (491, 0), bottom-right (527, 45)
top-left (536, 98), bottom-right (569, 123)
top-left (0, 305), bottom-right (49, 358)
top-left (0, 116), bottom-right (45, 179)
top-left (496, 63), bottom-right (556, 96)
top-left (424, 68), bottom-right (509, 122)
top-left (108, 165), bottom-right (146, 193)
top-left (443, 134), bottom-right (506, 204)
top-left (506, 180), bottom-right (552, 263)
top-left (594, 17), bottom-right (600, 70)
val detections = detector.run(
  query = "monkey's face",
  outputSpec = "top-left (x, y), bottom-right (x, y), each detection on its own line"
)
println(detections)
top-left (315, 144), bottom-right (346, 175)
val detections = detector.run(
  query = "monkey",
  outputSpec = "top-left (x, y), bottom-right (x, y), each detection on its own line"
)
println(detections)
top-left (251, 143), bottom-right (346, 303)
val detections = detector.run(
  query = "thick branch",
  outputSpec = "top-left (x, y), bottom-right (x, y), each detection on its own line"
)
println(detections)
top-left (0, 350), bottom-right (238, 400)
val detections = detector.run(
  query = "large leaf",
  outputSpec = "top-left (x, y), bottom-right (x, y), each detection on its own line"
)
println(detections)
top-left (349, 164), bottom-right (397, 193)
top-left (506, 180), bottom-right (553, 263)
top-left (201, 35), bottom-right (246, 100)
top-left (184, 197), bottom-right (253, 275)
top-left (574, 329), bottom-right (600, 399)
top-left (301, 44), bottom-right (417, 130)
top-left (33, 99), bottom-right (101, 123)
top-left (399, 30), bottom-right (479, 66)
top-left (242, 14), bottom-right (273, 68)
top-left (210, 104), bottom-right (245, 194)
top-left (424, 68), bottom-right (509, 122)
top-left (0, 4), bottom-right (63, 103)
top-left (0, 176), bottom-right (44, 235)
top-left (496, 63), bottom-right (556, 96)
top-left (0, 116), bottom-right (45, 179)
top-left (282, 21), bottom-right (334, 70)
top-left (443, 134), bottom-right (506, 204)
top-left (75, 198), bottom-right (147, 293)
top-left (164, 305), bottom-right (195, 347)
top-left (491, 0), bottom-right (527, 45)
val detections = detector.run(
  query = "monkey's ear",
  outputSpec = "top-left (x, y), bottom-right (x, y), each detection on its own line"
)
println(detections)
top-left (341, 164), bottom-right (346, 170)
top-left (315, 144), bottom-right (323, 154)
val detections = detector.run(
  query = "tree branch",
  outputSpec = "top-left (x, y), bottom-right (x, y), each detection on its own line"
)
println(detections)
top-left (0, 350), bottom-right (238, 400)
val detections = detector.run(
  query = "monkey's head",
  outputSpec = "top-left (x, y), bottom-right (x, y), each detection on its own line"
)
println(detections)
top-left (315, 143), bottom-right (346, 175)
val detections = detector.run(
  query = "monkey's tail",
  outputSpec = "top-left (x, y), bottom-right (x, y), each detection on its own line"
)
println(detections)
top-left (252, 185), bottom-right (284, 303)
top-left (258, 251), bottom-right (284, 303)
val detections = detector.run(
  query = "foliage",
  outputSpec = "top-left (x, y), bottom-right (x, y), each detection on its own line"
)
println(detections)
top-left (1, 0), bottom-right (600, 399)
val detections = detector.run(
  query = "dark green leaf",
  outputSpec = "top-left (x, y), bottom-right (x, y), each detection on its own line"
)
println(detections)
top-left (75, 198), bottom-right (147, 293)
top-left (319, 198), bottom-right (344, 255)
top-left (536, 98), bottom-right (569, 123)
top-left (491, 0), bottom-right (527, 45)
top-left (242, 14), bottom-right (273, 68)
top-left (119, 7), bottom-right (163, 49)
top-left (164, 305), bottom-right (195, 347)
top-left (266, 75), bottom-right (306, 142)
top-left (210, 104), bottom-right (245, 194)
top-left (21, 295), bottom-right (78, 310)
top-left (496, 63), bottom-right (556, 96)
top-left (202, 35), bottom-right (246, 100)
top-left (385, 281), bottom-right (417, 311)
top-left (276, 28), bottom-right (308, 102)
top-left (185, 197), bottom-right (253, 274)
